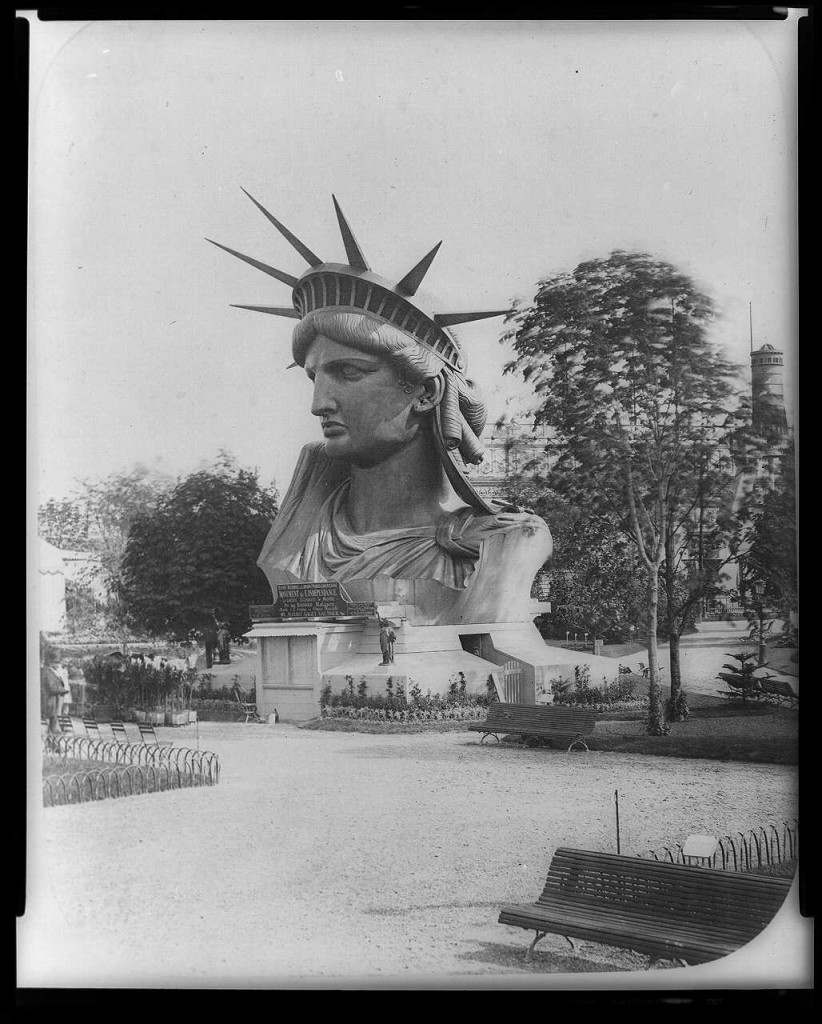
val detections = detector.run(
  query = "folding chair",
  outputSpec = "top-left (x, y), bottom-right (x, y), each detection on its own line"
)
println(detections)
top-left (82, 717), bottom-right (102, 740)
top-left (233, 687), bottom-right (262, 723)
top-left (58, 714), bottom-right (74, 734)
top-left (110, 721), bottom-right (130, 745)
top-left (137, 722), bottom-right (172, 746)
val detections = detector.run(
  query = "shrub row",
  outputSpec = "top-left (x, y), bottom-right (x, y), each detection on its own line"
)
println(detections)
top-left (321, 704), bottom-right (487, 722)
top-left (551, 666), bottom-right (640, 708)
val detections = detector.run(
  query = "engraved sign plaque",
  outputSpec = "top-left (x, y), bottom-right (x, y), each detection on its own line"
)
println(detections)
top-left (250, 583), bottom-right (377, 622)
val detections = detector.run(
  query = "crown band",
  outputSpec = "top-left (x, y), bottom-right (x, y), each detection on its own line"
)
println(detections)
top-left (294, 265), bottom-right (465, 372)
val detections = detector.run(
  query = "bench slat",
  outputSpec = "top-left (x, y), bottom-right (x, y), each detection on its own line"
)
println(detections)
top-left (526, 896), bottom-right (785, 939)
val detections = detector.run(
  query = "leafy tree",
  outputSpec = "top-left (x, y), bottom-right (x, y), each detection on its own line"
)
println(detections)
top-left (37, 498), bottom-right (90, 550)
top-left (736, 437), bottom-right (797, 624)
top-left (78, 466), bottom-right (172, 640)
top-left (121, 453), bottom-right (278, 642)
top-left (503, 250), bottom-right (744, 722)
top-left (38, 466), bottom-right (172, 645)
top-left (502, 472), bottom-right (645, 641)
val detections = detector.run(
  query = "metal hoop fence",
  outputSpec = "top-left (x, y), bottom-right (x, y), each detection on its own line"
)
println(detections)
top-left (43, 736), bottom-right (220, 807)
top-left (638, 820), bottom-right (798, 873)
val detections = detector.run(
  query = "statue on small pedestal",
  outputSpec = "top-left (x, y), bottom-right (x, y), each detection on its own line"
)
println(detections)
top-left (379, 621), bottom-right (396, 665)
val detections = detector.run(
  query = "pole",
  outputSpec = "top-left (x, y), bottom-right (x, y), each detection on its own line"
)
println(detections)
top-left (614, 789), bottom-right (621, 854)
top-left (749, 302), bottom-right (754, 352)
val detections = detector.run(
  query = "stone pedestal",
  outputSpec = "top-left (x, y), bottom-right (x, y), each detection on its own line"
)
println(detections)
top-left (246, 601), bottom-right (624, 723)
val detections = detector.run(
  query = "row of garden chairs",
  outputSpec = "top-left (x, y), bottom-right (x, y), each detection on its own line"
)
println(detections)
top-left (54, 715), bottom-right (169, 746)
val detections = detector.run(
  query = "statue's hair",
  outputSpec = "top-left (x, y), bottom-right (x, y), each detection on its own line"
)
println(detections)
top-left (292, 310), bottom-right (440, 381)
top-left (292, 309), bottom-right (488, 463)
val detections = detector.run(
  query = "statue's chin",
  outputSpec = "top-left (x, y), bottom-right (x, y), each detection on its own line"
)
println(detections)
top-left (323, 438), bottom-right (416, 469)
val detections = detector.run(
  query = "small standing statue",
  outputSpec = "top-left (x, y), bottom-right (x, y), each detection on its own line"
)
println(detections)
top-left (217, 620), bottom-right (232, 665)
top-left (379, 621), bottom-right (396, 665)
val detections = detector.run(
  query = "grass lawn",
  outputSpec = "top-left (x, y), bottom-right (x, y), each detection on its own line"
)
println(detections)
top-left (303, 697), bottom-right (798, 765)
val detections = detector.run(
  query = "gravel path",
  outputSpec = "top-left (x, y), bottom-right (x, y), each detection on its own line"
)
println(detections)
top-left (19, 721), bottom-right (805, 989)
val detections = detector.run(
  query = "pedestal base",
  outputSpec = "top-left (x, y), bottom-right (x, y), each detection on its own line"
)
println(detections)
top-left (246, 614), bottom-right (623, 722)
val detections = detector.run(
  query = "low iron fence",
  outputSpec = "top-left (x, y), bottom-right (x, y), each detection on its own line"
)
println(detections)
top-left (43, 763), bottom-right (213, 807)
top-left (638, 820), bottom-right (798, 873)
top-left (43, 735), bottom-right (220, 806)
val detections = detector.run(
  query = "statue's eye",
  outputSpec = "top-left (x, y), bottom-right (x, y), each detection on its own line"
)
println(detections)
top-left (339, 365), bottom-right (365, 380)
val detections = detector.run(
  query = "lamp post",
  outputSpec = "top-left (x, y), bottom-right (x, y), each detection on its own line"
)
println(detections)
top-left (754, 582), bottom-right (767, 666)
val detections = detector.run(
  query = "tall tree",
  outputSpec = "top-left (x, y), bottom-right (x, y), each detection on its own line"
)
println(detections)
top-left (38, 466), bottom-right (171, 645)
top-left (504, 251), bottom-right (743, 718)
top-left (121, 453), bottom-right (279, 641)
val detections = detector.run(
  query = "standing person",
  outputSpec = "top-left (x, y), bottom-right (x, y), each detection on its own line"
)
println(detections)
top-left (40, 645), bottom-right (68, 735)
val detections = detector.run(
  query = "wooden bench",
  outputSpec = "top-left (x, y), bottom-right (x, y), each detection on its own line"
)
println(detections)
top-left (468, 703), bottom-right (598, 751)
top-left (759, 679), bottom-right (799, 707)
top-left (498, 846), bottom-right (792, 967)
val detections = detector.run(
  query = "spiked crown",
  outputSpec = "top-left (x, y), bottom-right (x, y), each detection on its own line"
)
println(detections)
top-left (206, 190), bottom-right (507, 375)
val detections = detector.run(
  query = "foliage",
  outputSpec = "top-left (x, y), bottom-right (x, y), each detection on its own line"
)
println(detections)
top-left (319, 673), bottom-right (494, 721)
top-left (121, 453), bottom-right (279, 641)
top-left (735, 438), bottom-right (797, 623)
top-left (83, 655), bottom-right (193, 711)
top-left (504, 478), bottom-right (647, 641)
top-left (504, 250), bottom-right (747, 700)
top-left (716, 651), bottom-right (771, 703)
top-left (550, 666), bottom-right (638, 709)
top-left (38, 498), bottom-right (91, 550)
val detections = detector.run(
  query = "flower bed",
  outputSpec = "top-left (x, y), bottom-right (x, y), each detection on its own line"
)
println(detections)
top-left (321, 704), bottom-right (487, 723)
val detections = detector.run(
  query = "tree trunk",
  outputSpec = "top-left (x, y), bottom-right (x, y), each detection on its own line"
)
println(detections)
top-left (645, 569), bottom-right (660, 685)
top-left (668, 632), bottom-right (682, 694)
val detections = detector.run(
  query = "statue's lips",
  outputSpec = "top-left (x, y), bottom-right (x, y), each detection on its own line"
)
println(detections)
top-left (321, 421), bottom-right (346, 436)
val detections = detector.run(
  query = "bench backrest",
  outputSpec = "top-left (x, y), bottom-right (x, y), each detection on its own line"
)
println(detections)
top-left (540, 847), bottom-right (791, 940)
top-left (485, 702), bottom-right (597, 733)
top-left (761, 679), bottom-right (797, 699)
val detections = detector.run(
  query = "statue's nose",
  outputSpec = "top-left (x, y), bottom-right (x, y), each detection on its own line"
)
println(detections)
top-left (310, 375), bottom-right (337, 416)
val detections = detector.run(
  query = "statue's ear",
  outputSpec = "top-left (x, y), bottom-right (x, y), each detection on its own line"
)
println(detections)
top-left (414, 374), bottom-right (444, 413)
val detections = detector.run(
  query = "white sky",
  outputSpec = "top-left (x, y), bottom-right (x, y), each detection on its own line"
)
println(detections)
top-left (27, 16), bottom-right (801, 503)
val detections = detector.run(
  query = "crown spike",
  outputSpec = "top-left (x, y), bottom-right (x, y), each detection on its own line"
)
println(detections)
top-left (240, 188), bottom-right (323, 267)
top-left (331, 195), bottom-right (370, 271)
top-left (434, 310), bottom-right (509, 327)
top-left (206, 238), bottom-right (299, 288)
top-left (230, 304), bottom-right (301, 318)
top-left (396, 242), bottom-right (442, 297)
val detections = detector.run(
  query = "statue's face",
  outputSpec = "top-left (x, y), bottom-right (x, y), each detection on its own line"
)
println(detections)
top-left (303, 335), bottom-right (421, 466)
